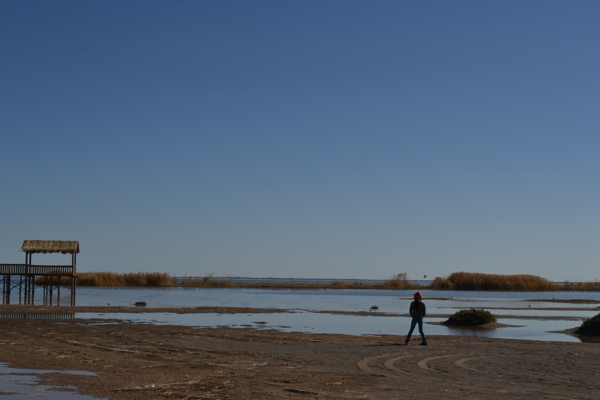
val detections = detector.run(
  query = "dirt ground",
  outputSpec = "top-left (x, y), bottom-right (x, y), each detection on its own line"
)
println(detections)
top-left (1, 306), bottom-right (599, 399)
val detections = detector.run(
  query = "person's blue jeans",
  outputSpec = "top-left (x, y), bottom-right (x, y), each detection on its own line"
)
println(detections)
top-left (406, 317), bottom-right (426, 343)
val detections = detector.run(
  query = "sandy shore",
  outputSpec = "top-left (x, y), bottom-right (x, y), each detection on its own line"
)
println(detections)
top-left (1, 306), bottom-right (599, 399)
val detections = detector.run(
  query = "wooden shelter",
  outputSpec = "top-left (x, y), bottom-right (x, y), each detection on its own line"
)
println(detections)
top-left (0, 240), bottom-right (79, 306)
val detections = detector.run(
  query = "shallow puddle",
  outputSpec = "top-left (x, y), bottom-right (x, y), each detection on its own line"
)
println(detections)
top-left (76, 310), bottom-right (585, 342)
top-left (0, 363), bottom-right (104, 400)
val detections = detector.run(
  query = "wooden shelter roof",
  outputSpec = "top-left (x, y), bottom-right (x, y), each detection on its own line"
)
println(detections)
top-left (21, 240), bottom-right (80, 254)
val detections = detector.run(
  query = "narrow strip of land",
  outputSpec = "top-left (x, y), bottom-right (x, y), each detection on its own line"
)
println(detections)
top-left (0, 304), bottom-right (595, 320)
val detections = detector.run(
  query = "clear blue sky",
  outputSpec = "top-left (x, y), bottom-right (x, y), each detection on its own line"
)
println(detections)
top-left (2, 1), bottom-right (599, 281)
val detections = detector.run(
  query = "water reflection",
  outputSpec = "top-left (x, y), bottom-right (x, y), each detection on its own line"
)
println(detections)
top-left (0, 312), bottom-right (74, 320)
top-left (77, 311), bottom-right (585, 343)
top-left (577, 335), bottom-right (600, 343)
top-left (0, 362), bottom-right (104, 400)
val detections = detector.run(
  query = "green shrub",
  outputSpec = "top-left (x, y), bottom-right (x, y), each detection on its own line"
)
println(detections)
top-left (576, 314), bottom-right (600, 336)
top-left (444, 309), bottom-right (496, 326)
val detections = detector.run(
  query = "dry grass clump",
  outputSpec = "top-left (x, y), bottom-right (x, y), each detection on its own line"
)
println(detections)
top-left (41, 270), bottom-right (600, 292)
top-left (179, 276), bottom-right (371, 290)
top-left (180, 274), bottom-right (235, 288)
top-left (34, 276), bottom-right (74, 286)
top-left (77, 272), bottom-right (173, 287)
top-left (187, 274), bottom-right (419, 291)
top-left (124, 272), bottom-right (173, 287)
top-left (376, 273), bottom-right (419, 290)
top-left (45, 270), bottom-right (600, 292)
top-left (431, 272), bottom-right (559, 291)
top-left (76, 272), bottom-right (121, 287)
top-left (177, 274), bottom-right (422, 290)
top-left (48, 273), bottom-right (417, 290)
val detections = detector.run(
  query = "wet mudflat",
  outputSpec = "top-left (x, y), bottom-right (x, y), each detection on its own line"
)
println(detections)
top-left (0, 308), bottom-right (599, 400)
top-left (0, 363), bottom-right (104, 400)
top-left (4, 302), bottom-right (595, 342)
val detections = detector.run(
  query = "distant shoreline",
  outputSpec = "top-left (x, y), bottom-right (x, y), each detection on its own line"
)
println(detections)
top-left (64, 271), bottom-right (600, 291)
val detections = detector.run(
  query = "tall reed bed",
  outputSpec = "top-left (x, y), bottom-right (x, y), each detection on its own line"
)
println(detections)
top-left (376, 273), bottom-right (420, 290)
top-left (560, 281), bottom-right (600, 291)
top-left (179, 274), bottom-right (235, 288)
top-left (431, 272), bottom-right (559, 291)
top-left (52, 271), bottom-right (600, 291)
top-left (179, 273), bottom-right (420, 290)
top-left (178, 276), bottom-right (369, 290)
top-left (45, 273), bottom-right (414, 290)
top-left (77, 272), bottom-right (173, 287)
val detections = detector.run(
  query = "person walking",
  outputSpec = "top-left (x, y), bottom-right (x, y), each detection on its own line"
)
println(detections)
top-left (405, 291), bottom-right (427, 345)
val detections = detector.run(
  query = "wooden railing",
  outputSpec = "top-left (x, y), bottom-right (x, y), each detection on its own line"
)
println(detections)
top-left (0, 264), bottom-right (26, 274)
top-left (0, 264), bottom-right (75, 276)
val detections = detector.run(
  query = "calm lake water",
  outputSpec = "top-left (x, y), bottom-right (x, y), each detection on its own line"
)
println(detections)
top-left (69, 287), bottom-right (600, 343)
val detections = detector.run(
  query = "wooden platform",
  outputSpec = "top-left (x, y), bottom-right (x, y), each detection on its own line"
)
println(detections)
top-left (1, 267), bottom-right (76, 306)
top-left (1, 240), bottom-right (79, 306)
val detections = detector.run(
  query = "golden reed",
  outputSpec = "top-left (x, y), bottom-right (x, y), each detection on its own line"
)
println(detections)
top-left (431, 272), bottom-right (558, 291)
top-left (66, 271), bottom-right (599, 291)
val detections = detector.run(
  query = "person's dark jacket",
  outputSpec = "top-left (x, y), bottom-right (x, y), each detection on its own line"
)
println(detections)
top-left (409, 300), bottom-right (426, 319)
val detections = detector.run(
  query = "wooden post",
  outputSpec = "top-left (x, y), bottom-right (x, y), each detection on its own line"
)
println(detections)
top-left (26, 253), bottom-right (31, 305)
top-left (72, 251), bottom-right (76, 306)
top-left (71, 276), bottom-right (76, 306)
top-left (24, 252), bottom-right (28, 304)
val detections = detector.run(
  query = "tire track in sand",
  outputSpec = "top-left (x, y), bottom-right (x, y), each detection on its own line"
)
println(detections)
top-left (359, 352), bottom-right (491, 377)
top-left (417, 354), bottom-right (463, 371)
